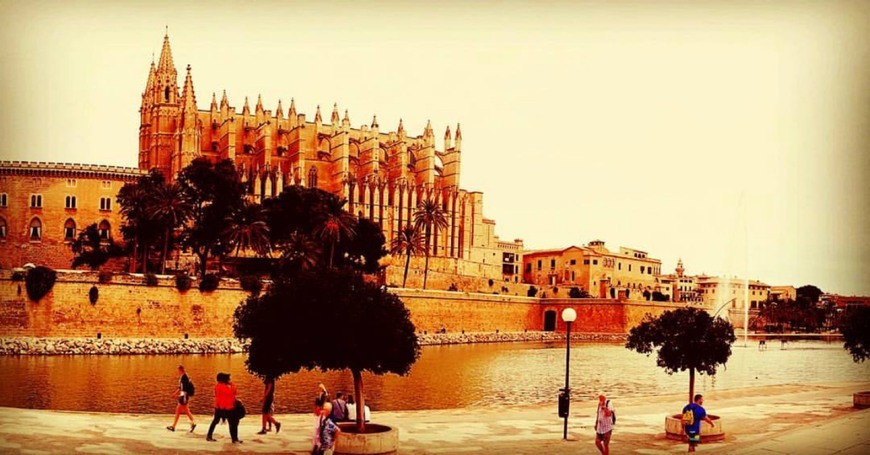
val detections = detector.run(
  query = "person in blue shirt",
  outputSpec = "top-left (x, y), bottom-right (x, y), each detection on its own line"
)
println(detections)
top-left (683, 394), bottom-right (714, 452)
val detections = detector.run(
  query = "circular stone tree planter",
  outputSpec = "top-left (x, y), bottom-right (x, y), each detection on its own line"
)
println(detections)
top-left (854, 392), bottom-right (870, 409)
top-left (335, 423), bottom-right (399, 455)
top-left (665, 414), bottom-right (725, 442)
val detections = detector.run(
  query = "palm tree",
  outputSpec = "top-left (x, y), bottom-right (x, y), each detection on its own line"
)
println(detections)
top-left (282, 232), bottom-right (322, 271)
top-left (224, 202), bottom-right (270, 257)
top-left (390, 225), bottom-right (425, 288)
top-left (413, 198), bottom-right (448, 290)
top-left (146, 182), bottom-right (193, 274)
top-left (316, 210), bottom-right (357, 269)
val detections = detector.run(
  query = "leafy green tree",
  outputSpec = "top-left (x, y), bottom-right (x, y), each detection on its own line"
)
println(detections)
top-left (177, 158), bottom-right (246, 277)
top-left (839, 306), bottom-right (870, 362)
top-left (413, 199), bottom-right (448, 290)
top-left (224, 201), bottom-right (271, 257)
top-left (652, 291), bottom-right (669, 302)
top-left (797, 285), bottom-right (823, 304)
top-left (568, 287), bottom-right (589, 299)
top-left (626, 307), bottom-right (736, 402)
top-left (234, 268), bottom-right (420, 432)
top-left (338, 217), bottom-right (386, 274)
top-left (117, 170), bottom-right (165, 273)
top-left (390, 225), bottom-right (425, 288)
top-left (146, 181), bottom-right (192, 274)
top-left (70, 223), bottom-right (123, 270)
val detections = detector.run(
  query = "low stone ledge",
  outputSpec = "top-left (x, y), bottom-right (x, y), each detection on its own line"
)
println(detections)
top-left (665, 414), bottom-right (725, 442)
top-left (335, 423), bottom-right (398, 455)
top-left (416, 331), bottom-right (626, 346)
top-left (0, 337), bottom-right (249, 355)
top-left (854, 391), bottom-right (870, 409)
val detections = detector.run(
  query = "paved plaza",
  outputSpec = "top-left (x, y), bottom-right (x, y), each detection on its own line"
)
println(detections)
top-left (0, 382), bottom-right (867, 454)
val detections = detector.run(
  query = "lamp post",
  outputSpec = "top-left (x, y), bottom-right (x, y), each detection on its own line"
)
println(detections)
top-left (561, 307), bottom-right (577, 440)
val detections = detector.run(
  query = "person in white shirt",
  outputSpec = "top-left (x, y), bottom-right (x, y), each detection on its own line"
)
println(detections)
top-left (595, 393), bottom-right (615, 455)
top-left (345, 395), bottom-right (370, 423)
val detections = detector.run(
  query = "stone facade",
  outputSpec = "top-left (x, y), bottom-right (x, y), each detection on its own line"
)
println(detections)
top-left (522, 240), bottom-right (662, 298)
top-left (139, 33), bottom-right (522, 276)
top-left (0, 162), bottom-right (144, 269)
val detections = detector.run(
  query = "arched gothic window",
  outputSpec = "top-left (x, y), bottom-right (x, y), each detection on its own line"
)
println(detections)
top-left (164, 86), bottom-right (170, 102)
top-left (0, 217), bottom-right (6, 239)
top-left (29, 218), bottom-right (42, 241)
top-left (64, 218), bottom-right (76, 241)
top-left (308, 167), bottom-right (318, 188)
top-left (98, 220), bottom-right (111, 240)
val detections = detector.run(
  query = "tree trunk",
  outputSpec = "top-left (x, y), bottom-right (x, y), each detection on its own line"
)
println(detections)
top-left (141, 243), bottom-right (148, 274)
top-left (688, 367), bottom-right (695, 404)
top-left (198, 251), bottom-right (208, 278)
top-left (352, 368), bottom-right (366, 433)
top-left (422, 225), bottom-right (431, 290)
top-left (402, 251), bottom-right (411, 288)
top-left (329, 241), bottom-right (335, 269)
top-left (129, 239), bottom-right (138, 273)
top-left (161, 227), bottom-right (170, 274)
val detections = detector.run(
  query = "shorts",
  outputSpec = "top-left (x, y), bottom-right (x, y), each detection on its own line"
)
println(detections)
top-left (596, 430), bottom-right (612, 443)
top-left (178, 394), bottom-right (189, 406)
top-left (687, 431), bottom-right (700, 445)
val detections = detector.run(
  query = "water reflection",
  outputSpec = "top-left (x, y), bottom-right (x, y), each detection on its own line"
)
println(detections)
top-left (0, 340), bottom-right (866, 415)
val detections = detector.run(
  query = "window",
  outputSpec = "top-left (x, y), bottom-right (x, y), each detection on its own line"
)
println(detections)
top-left (98, 220), bottom-right (111, 240)
top-left (0, 193), bottom-right (7, 207)
top-left (100, 197), bottom-right (112, 211)
top-left (64, 219), bottom-right (76, 241)
top-left (618, 262), bottom-right (621, 270)
top-left (30, 194), bottom-right (43, 208)
top-left (593, 259), bottom-right (598, 265)
top-left (571, 271), bottom-right (575, 281)
top-left (641, 266), bottom-right (645, 274)
top-left (308, 167), bottom-right (318, 188)
top-left (550, 259), bottom-right (555, 269)
top-left (537, 260), bottom-right (542, 271)
top-left (101, 180), bottom-right (112, 189)
top-left (628, 264), bottom-right (632, 271)
top-left (65, 195), bottom-right (77, 209)
top-left (570, 259), bottom-right (576, 265)
top-left (29, 218), bottom-right (42, 241)
top-left (583, 259), bottom-right (590, 265)
top-left (525, 263), bottom-right (532, 273)
top-left (0, 217), bottom-right (6, 239)
top-left (66, 179), bottom-right (77, 187)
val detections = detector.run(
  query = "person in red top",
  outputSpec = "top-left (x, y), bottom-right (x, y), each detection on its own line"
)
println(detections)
top-left (206, 372), bottom-right (242, 443)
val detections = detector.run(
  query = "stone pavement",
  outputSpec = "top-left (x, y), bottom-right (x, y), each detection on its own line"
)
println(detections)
top-left (0, 382), bottom-right (867, 454)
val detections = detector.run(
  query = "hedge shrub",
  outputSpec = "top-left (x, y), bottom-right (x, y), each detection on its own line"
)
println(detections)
top-left (144, 273), bottom-right (159, 287)
top-left (175, 274), bottom-right (192, 292)
top-left (25, 266), bottom-right (57, 302)
top-left (199, 274), bottom-right (220, 292)
top-left (239, 275), bottom-right (263, 296)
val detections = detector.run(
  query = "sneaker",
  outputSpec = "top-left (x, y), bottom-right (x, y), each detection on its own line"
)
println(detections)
top-left (275, 422), bottom-right (281, 434)
top-left (206, 437), bottom-right (217, 442)
top-left (233, 440), bottom-right (243, 444)
top-left (257, 430), bottom-right (267, 435)
top-left (190, 424), bottom-right (197, 433)
top-left (166, 426), bottom-right (175, 432)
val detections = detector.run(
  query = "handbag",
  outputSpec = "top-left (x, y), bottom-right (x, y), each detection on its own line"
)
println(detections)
top-left (234, 399), bottom-right (246, 419)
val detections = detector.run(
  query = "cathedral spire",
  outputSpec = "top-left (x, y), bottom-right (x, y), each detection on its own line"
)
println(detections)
top-left (444, 125), bottom-right (453, 149)
top-left (397, 118), bottom-right (404, 135)
top-left (210, 92), bottom-right (218, 111)
top-left (331, 103), bottom-right (340, 125)
top-left (276, 99), bottom-right (284, 119)
top-left (343, 109), bottom-right (350, 124)
top-left (314, 105), bottom-right (322, 123)
top-left (181, 65), bottom-right (197, 111)
top-left (455, 123), bottom-right (462, 139)
top-left (242, 96), bottom-right (251, 116)
top-left (371, 115), bottom-right (379, 129)
top-left (144, 60), bottom-right (157, 95)
top-left (157, 31), bottom-right (176, 73)
top-left (289, 98), bottom-right (297, 117)
top-left (255, 94), bottom-right (264, 113)
top-left (423, 119), bottom-right (434, 138)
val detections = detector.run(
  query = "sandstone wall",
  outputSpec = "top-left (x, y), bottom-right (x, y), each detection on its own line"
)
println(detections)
top-left (0, 270), bottom-right (248, 338)
top-left (1, 270), bottom-right (684, 340)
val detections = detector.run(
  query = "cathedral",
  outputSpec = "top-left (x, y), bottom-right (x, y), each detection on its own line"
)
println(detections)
top-left (1, 33), bottom-right (524, 287)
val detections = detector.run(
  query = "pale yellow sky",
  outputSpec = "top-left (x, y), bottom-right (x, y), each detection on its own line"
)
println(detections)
top-left (0, 1), bottom-right (867, 294)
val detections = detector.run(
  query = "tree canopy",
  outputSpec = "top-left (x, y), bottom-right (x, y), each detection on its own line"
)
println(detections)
top-left (70, 223), bottom-right (123, 270)
top-left (626, 307), bottom-right (735, 402)
top-left (839, 306), bottom-right (870, 363)
top-left (234, 267), bottom-right (420, 430)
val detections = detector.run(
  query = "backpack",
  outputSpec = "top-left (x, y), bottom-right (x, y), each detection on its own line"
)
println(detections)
top-left (234, 399), bottom-right (246, 419)
top-left (681, 405), bottom-right (695, 426)
top-left (606, 400), bottom-right (616, 424)
top-left (187, 380), bottom-right (195, 397)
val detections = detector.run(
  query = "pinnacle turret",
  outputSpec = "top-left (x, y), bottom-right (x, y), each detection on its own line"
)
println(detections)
top-left (276, 99), bottom-right (284, 118)
top-left (255, 94), bottom-right (264, 113)
top-left (210, 92), bottom-right (218, 111)
top-left (157, 32), bottom-right (176, 73)
top-left (315, 105), bottom-right (322, 123)
top-left (289, 98), bottom-right (297, 117)
top-left (371, 115), bottom-right (379, 129)
top-left (242, 96), bottom-right (250, 116)
top-left (181, 65), bottom-right (197, 111)
top-left (331, 103), bottom-right (340, 125)
top-left (220, 90), bottom-right (229, 108)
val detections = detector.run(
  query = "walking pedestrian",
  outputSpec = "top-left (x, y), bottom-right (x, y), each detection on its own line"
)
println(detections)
top-left (594, 393), bottom-right (615, 455)
top-left (258, 376), bottom-right (281, 435)
top-left (206, 372), bottom-right (242, 444)
top-left (682, 394), bottom-right (714, 452)
top-left (166, 365), bottom-right (196, 433)
top-left (313, 402), bottom-right (341, 455)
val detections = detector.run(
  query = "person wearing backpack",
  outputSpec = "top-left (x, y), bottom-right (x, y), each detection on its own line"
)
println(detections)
top-left (682, 394), bottom-right (713, 452)
top-left (167, 365), bottom-right (196, 433)
top-left (594, 393), bottom-right (616, 455)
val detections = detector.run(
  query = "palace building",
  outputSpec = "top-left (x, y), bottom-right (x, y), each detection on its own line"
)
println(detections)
top-left (1, 33), bottom-right (523, 284)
